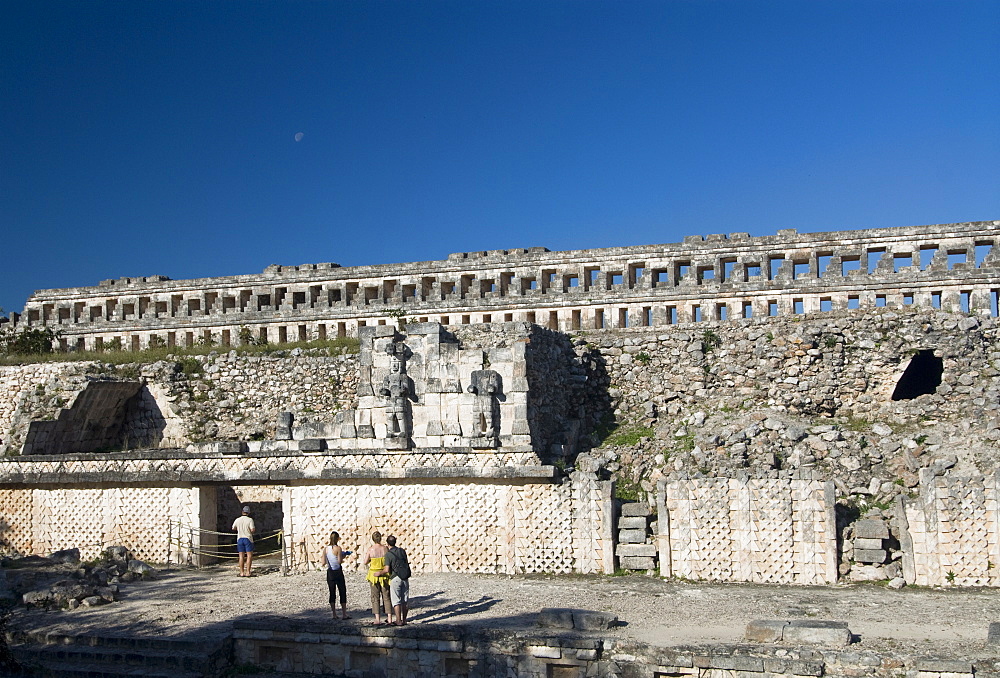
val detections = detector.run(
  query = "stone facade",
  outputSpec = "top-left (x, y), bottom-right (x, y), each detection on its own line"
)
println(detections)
top-left (657, 478), bottom-right (837, 585)
top-left (13, 221), bottom-right (1000, 351)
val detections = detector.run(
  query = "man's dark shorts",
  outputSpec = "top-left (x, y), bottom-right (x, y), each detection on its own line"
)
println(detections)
top-left (237, 538), bottom-right (254, 553)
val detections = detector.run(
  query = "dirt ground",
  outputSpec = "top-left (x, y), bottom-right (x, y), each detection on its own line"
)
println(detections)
top-left (8, 559), bottom-right (1000, 662)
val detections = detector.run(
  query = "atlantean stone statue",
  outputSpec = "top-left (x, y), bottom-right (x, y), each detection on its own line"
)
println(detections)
top-left (467, 368), bottom-right (501, 448)
top-left (380, 341), bottom-right (414, 449)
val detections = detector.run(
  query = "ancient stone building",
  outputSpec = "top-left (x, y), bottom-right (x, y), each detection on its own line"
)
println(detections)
top-left (1, 220), bottom-right (999, 588)
top-left (13, 221), bottom-right (1000, 351)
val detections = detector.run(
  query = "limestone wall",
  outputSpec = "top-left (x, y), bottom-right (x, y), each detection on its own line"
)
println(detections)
top-left (902, 470), bottom-right (1000, 587)
top-left (282, 474), bottom-right (613, 575)
top-left (657, 478), bottom-right (837, 584)
top-left (0, 485), bottom-right (209, 563)
top-left (15, 221), bottom-right (1000, 350)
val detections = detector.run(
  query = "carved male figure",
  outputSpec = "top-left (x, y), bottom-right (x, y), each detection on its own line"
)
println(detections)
top-left (380, 357), bottom-right (412, 439)
top-left (467, 369), bottom-right (501, 439)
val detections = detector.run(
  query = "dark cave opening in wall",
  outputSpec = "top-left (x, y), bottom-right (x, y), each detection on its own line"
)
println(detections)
top-left (891, 350), bottom-right (944, 401)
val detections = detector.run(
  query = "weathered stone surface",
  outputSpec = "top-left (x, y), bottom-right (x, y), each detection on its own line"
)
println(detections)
top-left (745, 619), bottom-right (788, 643)
top-left (853, 537), bottom-right (884, 550)
top-left (621, 502), bottom-right (652, 517)
top-left (618, 556), bottom-right (655, 570)
top-left (615, 543), bottom-right (656, 557)
top-left (617, 529), bottom-right (647, 544)
top-left (854, 549), bottom-right (887, 564)
top-left (988, 621), bottom-right (1000, 645)
top-left (853, 519), bottom-right (890, 540)
top-left (783, 620), bottom-right (852, 646)
top-left (617, 516), bottom-right (648, 530)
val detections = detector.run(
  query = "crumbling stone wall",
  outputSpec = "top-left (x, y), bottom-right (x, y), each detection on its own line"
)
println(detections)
top-left (0, 350), bottom-right (358, 456)
top-left (581, 308), bottom-right (1000, 495)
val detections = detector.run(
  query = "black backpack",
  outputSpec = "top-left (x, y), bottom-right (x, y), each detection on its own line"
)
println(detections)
top-left (390, 548), bottom-right (411, 580)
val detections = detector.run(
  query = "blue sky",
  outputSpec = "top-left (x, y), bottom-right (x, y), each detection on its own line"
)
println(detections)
top-left (2, 0), bottom-right (998, 315)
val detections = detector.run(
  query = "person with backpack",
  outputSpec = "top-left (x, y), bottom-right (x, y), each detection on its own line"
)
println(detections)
top-left (378, 534), bottom-right (411, 626)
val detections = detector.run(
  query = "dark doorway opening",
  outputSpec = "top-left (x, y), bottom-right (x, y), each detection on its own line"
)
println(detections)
top-left (891, 350), bottom-right (943, 400)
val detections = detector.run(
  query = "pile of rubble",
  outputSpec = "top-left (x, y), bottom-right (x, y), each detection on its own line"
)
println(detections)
top-left (1, 546), bottom-right (157, 611)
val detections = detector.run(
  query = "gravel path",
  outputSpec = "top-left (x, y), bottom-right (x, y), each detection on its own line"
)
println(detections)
top-left (10, 564), bottom-right (1000, 660)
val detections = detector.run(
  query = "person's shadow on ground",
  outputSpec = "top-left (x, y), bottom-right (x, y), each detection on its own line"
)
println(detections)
top-left (409, 593), bottom-right (500, 623)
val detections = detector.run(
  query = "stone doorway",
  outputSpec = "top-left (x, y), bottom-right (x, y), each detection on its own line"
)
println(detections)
top-left (216, 486), bottom-right (284, 567)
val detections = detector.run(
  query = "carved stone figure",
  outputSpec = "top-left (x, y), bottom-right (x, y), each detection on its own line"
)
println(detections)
top-left (467, 369), bottom-right (501, 443)
top-left (380, 355), bottom-right (414, 445)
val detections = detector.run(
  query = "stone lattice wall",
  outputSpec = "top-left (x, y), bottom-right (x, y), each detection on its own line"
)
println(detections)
top-left (0, 485), bottom-right (207, 563)
top-left (657, 478), bottom-right (838, 584)
top-left (903, 471), bottom-right (1000, 587)
top-left (282, 475), bottom-right (613, 575)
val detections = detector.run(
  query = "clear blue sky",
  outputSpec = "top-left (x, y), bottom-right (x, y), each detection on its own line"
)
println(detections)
top-left (2, 0), bottom-right (998, 315)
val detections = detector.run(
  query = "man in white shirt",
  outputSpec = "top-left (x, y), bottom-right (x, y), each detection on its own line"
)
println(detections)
top-left (232, 506), bottom-right (256, 577)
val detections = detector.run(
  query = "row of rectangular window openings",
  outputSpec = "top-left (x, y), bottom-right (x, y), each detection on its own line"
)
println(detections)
top-left (33, 245), bottom-right (1000, 317)
top-left (63, 291), bottom-right (1000, 350)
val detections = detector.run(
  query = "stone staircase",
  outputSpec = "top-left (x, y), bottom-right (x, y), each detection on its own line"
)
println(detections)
top-left (5, 628), bottom-right (231, 677)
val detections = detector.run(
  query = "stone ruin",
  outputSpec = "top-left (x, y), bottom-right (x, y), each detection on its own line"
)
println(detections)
top-left (0, 220), bottom-right (999, 590)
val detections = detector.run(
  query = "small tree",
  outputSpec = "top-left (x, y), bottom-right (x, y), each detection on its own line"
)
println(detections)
top-left (0, 327), bottom-right (60, 355)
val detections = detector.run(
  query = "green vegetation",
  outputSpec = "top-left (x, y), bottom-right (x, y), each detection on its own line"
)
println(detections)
top-left (701, 329), bottom-right (721, 353)
top-left (0, 327), bottom-right (60, 356)
top-left (605, 424), bottom-right (655, 447)
top-left (0, 335), bottom-right (360, 366)
top-left (614, 474), bottom-right (644, 501)
top-left (635, 351), bottom-right (652, 364)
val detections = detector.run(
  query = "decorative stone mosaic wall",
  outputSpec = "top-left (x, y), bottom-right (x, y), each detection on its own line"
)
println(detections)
top-left (902, 470), bottom-right (1000, 587)
top-left (0, 485), bottom-right (209, 563)
top-left (282, 474), bottom-right (613, 575)
top-left (656, 479), bottom-right (838, 584)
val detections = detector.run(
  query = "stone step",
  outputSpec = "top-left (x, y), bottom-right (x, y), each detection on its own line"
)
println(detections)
top-left (10, 657), bottom-right (204, 678)
top-left (10, 642), bottom-right (217, 673)
top-left (7, 628), bottom-right (223, 654)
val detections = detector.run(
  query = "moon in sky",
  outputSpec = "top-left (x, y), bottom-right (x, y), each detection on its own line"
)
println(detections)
top-left (294, 132), bottom-right (304, 142)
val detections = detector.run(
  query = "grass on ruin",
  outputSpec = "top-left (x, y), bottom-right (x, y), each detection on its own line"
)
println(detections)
top-left (0, 336), bottom-right (360, 366)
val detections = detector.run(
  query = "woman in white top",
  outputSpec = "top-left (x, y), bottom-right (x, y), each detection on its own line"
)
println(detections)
top-left (322, 531), bottom-right (351, 619)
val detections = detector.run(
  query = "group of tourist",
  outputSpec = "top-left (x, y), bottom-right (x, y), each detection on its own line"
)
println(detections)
top-left (232, 508), bottom-right (412, 625)
top-left (323, 530), bottom-right (411, 626)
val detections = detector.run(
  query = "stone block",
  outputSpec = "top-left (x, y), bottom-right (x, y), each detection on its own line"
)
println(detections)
top-left (527, 645), bottom-right (561, 659)
top-left (572, 610), bottom-right (618, 631)
top-left (783, 620), bottom-right (851, 646)
top-left (621, 502), bottom-right (652, 517)
top-left (853, 518), bottom-right (890, 539)
top-left (854, 549), bottom-right (887, 564)
top-left (914, 659), bottom-right (974, 673)
top-left (616, 543), bottom-right (656, 558)
top-left (763, 658), bottom-right (823, 676)
top-left (618, 529), bottom-right (647, 544)
top-left (745, 619), bottom-right (787, 643)
top-left (537, 608), bottom-right (575, 629)
top-left (618, 516), bottom-right (648, 530)
top-left (619, 556), bottom-right (655, 570)
top-left (854, 537), bottom-right (884, 550)
top-left (988, 622), bottom-right (1000, 644)
top-left (708, 655), bottom-right (765, 671)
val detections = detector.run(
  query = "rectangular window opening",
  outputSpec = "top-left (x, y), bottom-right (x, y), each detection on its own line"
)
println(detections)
top-left (722, 259), bottom-right (736, 281)
top-left (931, 292), bottom-right (942, 309)
top-left (849, 296), bottom-right (860, 309)
top-left (842, 257), bottom-right (861, 276)
top-left (746, 263), bottom-right (762, 277)
top-left (820, 298), bottom-right (832, 312)
top-left (693, 305), bottom-right (702, 322)
top-left (618, 308), bottom-right (628, 328)
top-left (571, 310), bottom-right (581, 329)
top-left (717, 304), bottom-right (727, 321)
top-left (903, 294), bottom-right (914, 306)
top-left (643, 307), bottom-right (652, 326)
top-left (769, 257), bottom-right (785, 279)
top-left (817, 255), bottom-right (832, 278)
top-left (699, 267), bottom-right (715, 281)
top-left (655, 270), bottom-right (669, 285)
top-left (920, 246), bottom-right (938, 270)
top-left (976, 243), bottom-right (993, 268)
top-left (875, 295), bottom-right (885, 307)
top-left (768, 301), bottom-right (778, 317)
top-left (960, 291), bottom-right (971, 313)
top-left (793, 299), bottom-right (804, 314)
top-left (948, 251), bottom-right (968, 269)
top-left (611, 273), bottom-right (623, 286)
top-left (868, 249), bottom-right (885, 274)
top-left (893, 254), bottom-right (913, 273)
top-left (595, 309), bottom-right (605, 329)
top-left (666, 306), bottom-right (677, 325)
top-left (793, 261), bottom-right (810, 279)
top-left (742, 302), bottom-right (753, 319)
